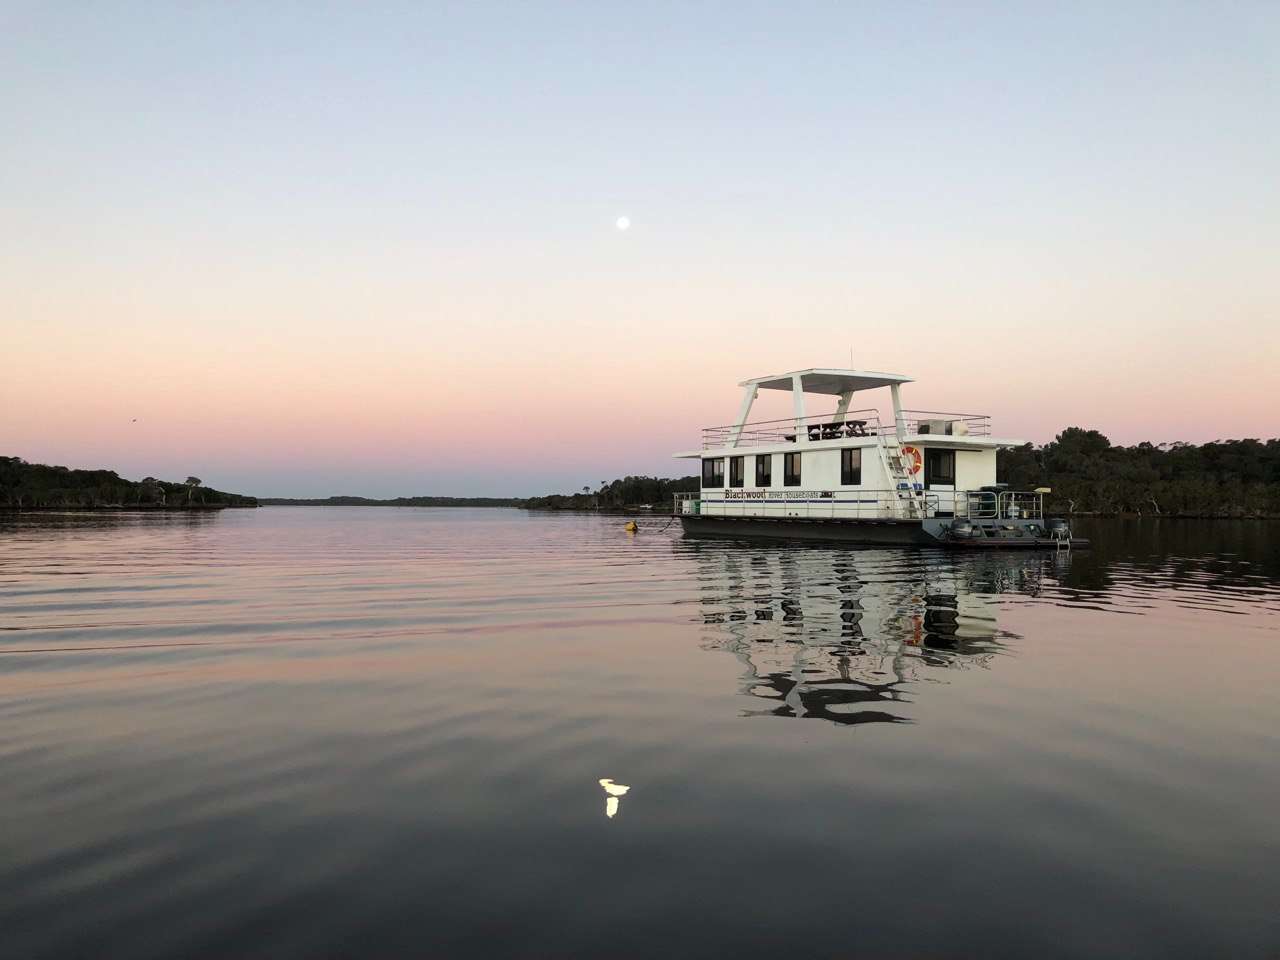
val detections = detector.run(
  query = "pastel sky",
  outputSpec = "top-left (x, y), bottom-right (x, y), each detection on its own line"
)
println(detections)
top-left (3, 2), bottom-right (1277, 497)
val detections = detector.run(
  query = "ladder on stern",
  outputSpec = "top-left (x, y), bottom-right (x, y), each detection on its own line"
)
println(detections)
top-left (878, 439), bottom-right (924, 519)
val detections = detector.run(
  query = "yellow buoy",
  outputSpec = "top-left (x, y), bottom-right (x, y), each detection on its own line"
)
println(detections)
top-left (624, 520), bottom-right (638, 532)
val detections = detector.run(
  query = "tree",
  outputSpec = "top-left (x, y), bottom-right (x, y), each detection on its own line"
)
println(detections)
top-left (141, 477), bottom-right (165, 505)
top-left (185, 476), bottom-right (202, 505)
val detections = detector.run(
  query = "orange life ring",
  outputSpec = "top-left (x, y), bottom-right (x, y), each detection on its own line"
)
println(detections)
top-left (900, 445), bottom-right (923, 475)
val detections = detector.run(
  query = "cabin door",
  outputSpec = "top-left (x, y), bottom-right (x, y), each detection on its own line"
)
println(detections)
top-left (923, 449), bottom-right (957, 517)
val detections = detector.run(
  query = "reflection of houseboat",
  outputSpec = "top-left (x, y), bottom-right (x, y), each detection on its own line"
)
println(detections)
top-left (674, 368), bottom-right (1086, 548)
top-left (694, 544), bottom-right (1027, 725)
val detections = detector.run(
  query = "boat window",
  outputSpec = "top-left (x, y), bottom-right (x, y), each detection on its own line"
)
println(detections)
top-left (925, 449), bottom-right (955, 486)
top-left (755, 454), bottom-right (772, 486)
top-left (729, 456), bottom-right (744, 488)
top-left (701, 458), bottom-right (724, 487)
top-left (841, 448), bottom-right (862, 485)
top-left (784, 452), bottom-right (802, 487)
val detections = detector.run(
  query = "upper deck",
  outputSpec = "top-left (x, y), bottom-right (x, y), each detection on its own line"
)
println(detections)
top-left (700, 409), bottom-right (992, 449)
top-left (677, 367), bottom-right (1013, 457)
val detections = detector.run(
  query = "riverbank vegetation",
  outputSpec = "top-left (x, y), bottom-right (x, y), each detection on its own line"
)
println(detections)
top-left (1, 457), bottom-right (258, 509)
top-left (998, 429), bottom-right (1280, 518)
top-left (9, 429), bottom-right (1275, 517)
top-left (524, 475), bottom-right (698, 511)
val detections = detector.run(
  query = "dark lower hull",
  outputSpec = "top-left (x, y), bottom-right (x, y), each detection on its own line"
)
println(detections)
top-left (679, 515), bottom-right (1090, 549)
top-left (679, 515), bottom-right (934, 545)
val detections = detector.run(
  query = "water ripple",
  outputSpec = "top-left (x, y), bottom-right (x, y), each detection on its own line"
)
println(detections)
top-left (1, 509), bottom-right (1278, 959)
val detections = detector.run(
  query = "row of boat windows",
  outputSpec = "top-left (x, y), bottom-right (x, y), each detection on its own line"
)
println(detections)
top-left (702, 449), bottom-right (957, 488)
top-left (703, 450), bottom-right (863, 488)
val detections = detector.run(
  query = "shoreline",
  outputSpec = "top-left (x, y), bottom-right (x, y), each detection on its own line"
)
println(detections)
top-left (0, 504), bottom-right (255, 512)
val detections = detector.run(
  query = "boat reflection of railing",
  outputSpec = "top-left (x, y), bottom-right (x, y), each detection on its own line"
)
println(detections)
top-left (688, 544), bottom-right (1071, 727)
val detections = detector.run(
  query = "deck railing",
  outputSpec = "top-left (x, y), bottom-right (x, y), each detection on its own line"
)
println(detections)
top-left (953, 490), bottom-right (1044, 520)
top-left (675, 489), bottom-right (928, 520)
top-left (701, 410), bottom-right (883, 449)
top-left (675, 488), bottom-right (1044, 522)
top-left (699, 409), bottom-right (991, 448)
top-left (900, 410), bottom-right (991, 437)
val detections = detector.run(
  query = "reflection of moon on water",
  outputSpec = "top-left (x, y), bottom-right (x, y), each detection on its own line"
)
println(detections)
top-left (599, 778), bottom-right (631, 819)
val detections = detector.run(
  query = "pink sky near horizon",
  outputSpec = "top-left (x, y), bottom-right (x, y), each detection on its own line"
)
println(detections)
top-left (3, 4), bottom-right (1278, 497)
top-left (5, 314), bottom-right (1275, 497)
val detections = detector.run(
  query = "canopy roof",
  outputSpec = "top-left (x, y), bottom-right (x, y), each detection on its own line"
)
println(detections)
top-left (741, 368), bottom-right (913, 396)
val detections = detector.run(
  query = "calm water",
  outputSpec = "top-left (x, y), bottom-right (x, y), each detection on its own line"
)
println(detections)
top-left (2, 509), bottom-right (1278, 959)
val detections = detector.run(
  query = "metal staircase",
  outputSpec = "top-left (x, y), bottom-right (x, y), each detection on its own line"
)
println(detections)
top-left (877, 439), bottom-right (923, 519)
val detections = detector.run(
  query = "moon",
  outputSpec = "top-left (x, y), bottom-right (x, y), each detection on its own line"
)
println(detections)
top-left (615, 216), bottom-right (631, 231)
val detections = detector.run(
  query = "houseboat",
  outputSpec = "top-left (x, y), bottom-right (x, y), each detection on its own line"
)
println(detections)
top-left (673, 368), bottom-right (1086, 548)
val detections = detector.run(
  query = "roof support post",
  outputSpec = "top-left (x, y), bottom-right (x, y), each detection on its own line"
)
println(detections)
top-left (834, 390), bottom-right (853, 420)
top-left (726, 384), bottom-right (758, 448)
top-left (792, 374), bottom-right (808, 443)
top-left (890, 383), bottom-right (906, 441)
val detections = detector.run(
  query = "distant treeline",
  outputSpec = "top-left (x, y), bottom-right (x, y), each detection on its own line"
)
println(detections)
top-left (524, 475), bottom-right (698, 511)
top-left (1, 456), bottom-right (258, 509)
top-left (260, 496), bottom-right (523, 507)
top-left (998, 429), bottom-right (1280, 518)
top-left (10, 429), bottom-right (1275, 518)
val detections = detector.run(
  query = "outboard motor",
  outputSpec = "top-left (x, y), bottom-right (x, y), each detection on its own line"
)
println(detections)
top-left (1046, 518), bottom-right (1070, 541)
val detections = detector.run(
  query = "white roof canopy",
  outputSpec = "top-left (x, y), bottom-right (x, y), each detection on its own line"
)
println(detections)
top-left (741, 368), bottom-right (913, 396)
